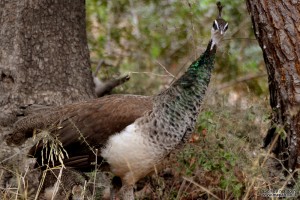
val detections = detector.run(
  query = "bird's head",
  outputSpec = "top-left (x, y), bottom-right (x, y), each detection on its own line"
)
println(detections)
top-left (210, 2), bottom-right (228, 49)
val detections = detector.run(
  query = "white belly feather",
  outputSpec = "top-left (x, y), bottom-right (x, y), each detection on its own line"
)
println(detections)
top-left (101, 123), bottom-right (162, 185)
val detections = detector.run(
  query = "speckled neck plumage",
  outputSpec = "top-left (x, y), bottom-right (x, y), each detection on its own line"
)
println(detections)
top-left (138, 40), bottom-right (216, 152)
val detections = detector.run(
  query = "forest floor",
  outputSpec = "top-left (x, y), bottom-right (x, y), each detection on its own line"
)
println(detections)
top-left (0, 89), bottom-right (298, 199)
top-left (130, 89), bottom-right (290, 200)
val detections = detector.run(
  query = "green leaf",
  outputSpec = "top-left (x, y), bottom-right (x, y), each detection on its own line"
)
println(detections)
top-left (150, 44), bottom-right (161, 59)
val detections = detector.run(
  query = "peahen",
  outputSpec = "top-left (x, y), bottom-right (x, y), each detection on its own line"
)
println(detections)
top-left (6, 2), bottom-right (228, 199)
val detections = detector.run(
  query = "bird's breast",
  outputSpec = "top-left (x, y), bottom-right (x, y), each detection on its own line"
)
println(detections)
top-left (101, 123), bottom-right (163, 185)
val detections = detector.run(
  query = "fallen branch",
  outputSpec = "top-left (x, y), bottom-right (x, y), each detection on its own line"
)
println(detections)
top-left (217, 72), bottom-right (267, 90)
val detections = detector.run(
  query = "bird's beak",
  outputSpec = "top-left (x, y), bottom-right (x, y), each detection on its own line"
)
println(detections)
top-left (220, 31), bottom-right (224, 35)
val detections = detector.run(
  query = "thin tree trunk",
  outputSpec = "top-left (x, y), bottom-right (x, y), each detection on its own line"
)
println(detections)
top-left (0, 0), bottom-right (96, 127)
top-left (246, 1), bottom-right (300, 171)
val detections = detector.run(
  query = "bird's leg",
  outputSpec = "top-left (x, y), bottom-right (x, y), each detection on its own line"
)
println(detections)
top-left (110, 176), bottom-right (122, 200)
top-left (119, 185), bottom-right (134, 200)
top-left (110, 188), bottom-right (115, 200)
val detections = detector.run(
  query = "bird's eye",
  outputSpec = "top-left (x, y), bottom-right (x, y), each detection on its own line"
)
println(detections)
top-left (212, 20), bottom-right (219, 30)
top-left (223, 23), bottom-right (228, 32)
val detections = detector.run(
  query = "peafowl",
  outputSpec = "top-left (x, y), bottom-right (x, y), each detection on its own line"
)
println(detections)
top-left (6, 2), bottom-right (228, 199)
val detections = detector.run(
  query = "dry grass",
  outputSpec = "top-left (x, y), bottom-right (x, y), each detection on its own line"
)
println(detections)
top-left (0, 91), bottom-right (298, 199)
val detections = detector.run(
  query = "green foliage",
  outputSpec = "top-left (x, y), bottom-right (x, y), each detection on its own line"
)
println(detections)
top-left (86, 0), bottom-right (267, 96)
top-left (175, 94), bottom-right (271, 199)
top-left (177, 144), bottom-right (244, 198)
top-left (197, 110), bottom-right (216, 133)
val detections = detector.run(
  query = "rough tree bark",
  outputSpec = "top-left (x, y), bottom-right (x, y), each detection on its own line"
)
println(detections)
top-left (0, 0), bottom-right (96, 128)
top-left (0, 0), bottom-right (96, 193)
top-left (246, 1), bottom-right (300, 172)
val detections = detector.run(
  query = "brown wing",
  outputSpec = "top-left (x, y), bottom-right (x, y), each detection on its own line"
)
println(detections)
top-left (9, 94), bottom-right (153, 170)
top-left (46, 94), bottom-right (152, 147)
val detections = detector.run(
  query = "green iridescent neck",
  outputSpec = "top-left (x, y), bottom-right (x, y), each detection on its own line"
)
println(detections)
top-left (150, 39), bottom-right (218, 146)
top-left (173, 39), bottom-right (216, 89)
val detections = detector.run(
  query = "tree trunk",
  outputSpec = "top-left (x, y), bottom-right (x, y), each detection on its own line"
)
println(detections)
top-left (0, 0), bottom-right (96, 128)
top-left (246, 1), bottom-right (300, 171)
top-left (0, 1), bottom-right (95, 194)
